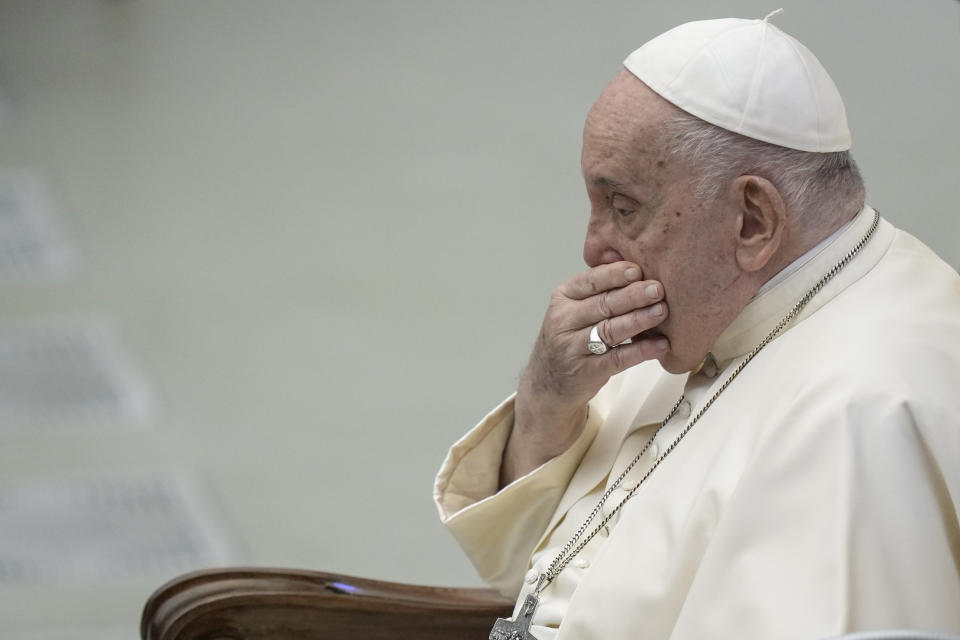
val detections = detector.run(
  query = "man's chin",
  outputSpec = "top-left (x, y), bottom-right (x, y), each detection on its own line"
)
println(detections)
top-left (657, 354), bottom-right (690, 375)
top-left (632, 330), bottom-right (684, 374)
top-left (657, 348), bottom-right (712, 375)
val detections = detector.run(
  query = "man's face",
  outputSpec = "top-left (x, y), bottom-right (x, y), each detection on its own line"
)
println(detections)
top-left (580, 71), bottom-right (743, 373)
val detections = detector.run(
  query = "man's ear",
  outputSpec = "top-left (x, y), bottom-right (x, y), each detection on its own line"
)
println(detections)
top-left (729, 175), bottom-right (786, 272)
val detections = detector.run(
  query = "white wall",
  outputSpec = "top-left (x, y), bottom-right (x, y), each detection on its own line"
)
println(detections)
top-left (0, 0), bottom-right (957, 635)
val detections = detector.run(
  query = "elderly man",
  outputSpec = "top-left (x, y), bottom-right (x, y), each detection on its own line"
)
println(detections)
top-left (434, 15), bottom-right (960, 640)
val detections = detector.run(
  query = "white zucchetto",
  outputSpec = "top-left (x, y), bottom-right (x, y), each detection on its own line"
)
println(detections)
top-left (623, 11), bottom-right (852, 152)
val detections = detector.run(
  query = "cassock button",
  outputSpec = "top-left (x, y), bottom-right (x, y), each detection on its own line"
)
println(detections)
top-left (677, 399), bottom-right (692, 420)
top-left (701, 354), bottom-right (719, 378)
top-left (525, 569), bottom-right (538, 584)
top-left (573, 557), bottom-right (590, 569)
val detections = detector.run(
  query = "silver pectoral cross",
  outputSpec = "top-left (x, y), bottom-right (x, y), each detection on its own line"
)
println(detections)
top-left (489, 593), bottom-right (539, 640)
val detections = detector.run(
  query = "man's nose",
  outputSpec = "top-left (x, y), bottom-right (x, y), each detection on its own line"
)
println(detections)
top-left (583, 218), bottom-right (624, 267)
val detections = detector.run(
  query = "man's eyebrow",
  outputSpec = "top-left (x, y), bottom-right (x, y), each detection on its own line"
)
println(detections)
top-left (588, 176), bottom-right (630, 192)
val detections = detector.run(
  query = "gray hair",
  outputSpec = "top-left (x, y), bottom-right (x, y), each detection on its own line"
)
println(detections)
top-left (664, 110), bottom-right (865, 220)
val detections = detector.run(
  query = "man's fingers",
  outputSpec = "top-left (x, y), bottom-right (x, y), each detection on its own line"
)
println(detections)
top-left (600, 335), bottom-right (670, 374)
top-left (572, 279), bottom-right (663, 325)
top-left (594, 300), bottom-right (669, 348)
top-left (561, 262), bottom-right (642, 300)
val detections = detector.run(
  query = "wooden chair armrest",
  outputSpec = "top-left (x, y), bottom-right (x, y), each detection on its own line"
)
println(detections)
top-left (141, 567), bottom-right (514, 640)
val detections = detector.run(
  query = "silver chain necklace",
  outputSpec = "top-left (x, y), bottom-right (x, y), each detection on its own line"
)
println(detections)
top-left (490, 210), bottom-right (880, 640)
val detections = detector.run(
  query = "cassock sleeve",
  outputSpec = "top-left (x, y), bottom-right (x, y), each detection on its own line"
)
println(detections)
top-left (434, 393), bottom-right (601, 598)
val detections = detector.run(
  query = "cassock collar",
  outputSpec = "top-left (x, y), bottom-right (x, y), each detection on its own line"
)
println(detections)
top-left (708, 204), bottom-right (893, 366)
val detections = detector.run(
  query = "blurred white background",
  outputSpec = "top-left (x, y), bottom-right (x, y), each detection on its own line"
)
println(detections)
top-left (0, 0), bottom-right (958, 637)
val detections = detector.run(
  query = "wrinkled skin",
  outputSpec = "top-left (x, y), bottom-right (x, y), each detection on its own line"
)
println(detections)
top-left (500, 71), bottom-right (807, 486)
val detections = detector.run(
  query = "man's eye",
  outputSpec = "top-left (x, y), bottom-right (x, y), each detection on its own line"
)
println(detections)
top-left (611, 194), bottom-right (636, 217)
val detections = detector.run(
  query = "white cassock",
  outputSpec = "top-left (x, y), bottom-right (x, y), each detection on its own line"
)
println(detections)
top-left (434, 206), bottom-right (960, 640)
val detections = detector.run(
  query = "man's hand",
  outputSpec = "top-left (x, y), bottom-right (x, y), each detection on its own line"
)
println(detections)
top-left (500, 262), bottom-right (669, 487)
